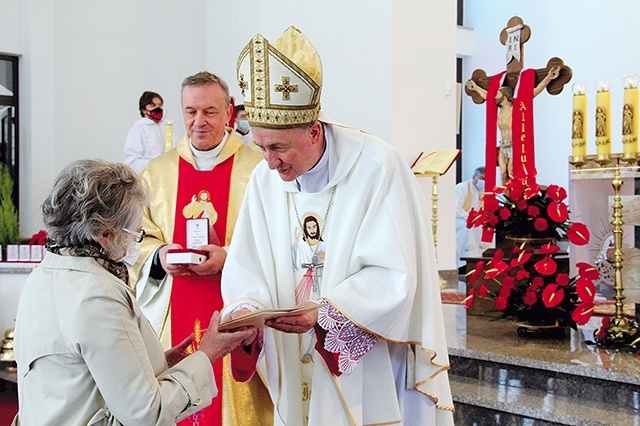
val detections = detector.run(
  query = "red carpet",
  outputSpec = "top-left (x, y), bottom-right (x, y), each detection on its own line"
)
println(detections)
top-left (441, 292), bottom-right (466, 304)
top-left (0, 389), bottom-right (17, 425)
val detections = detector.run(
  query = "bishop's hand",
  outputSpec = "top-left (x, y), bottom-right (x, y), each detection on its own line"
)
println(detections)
top-left (266, 301), bottom-right (319, 334)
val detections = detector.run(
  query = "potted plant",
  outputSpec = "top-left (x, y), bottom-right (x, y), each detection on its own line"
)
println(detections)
top-left (0, 163), bottom-right (21, 258)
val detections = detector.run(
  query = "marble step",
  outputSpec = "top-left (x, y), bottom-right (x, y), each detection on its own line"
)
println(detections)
top-left (448, 348), bottom-right (640, 425)
top-left (450, 374), bottom-right (637, 426)
top-left (449, 353), bottom-right (640, 411)
top-left (441, 303), bottom-right (640, 425)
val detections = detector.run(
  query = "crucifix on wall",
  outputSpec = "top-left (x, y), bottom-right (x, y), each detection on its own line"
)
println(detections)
top-left (464, 15), bottom-right (573, 189)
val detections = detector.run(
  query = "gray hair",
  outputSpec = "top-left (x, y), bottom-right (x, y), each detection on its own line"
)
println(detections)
top-left (42, 159), bottom-right (150, 255)
top-left (181, 71), bottom-right (230, 106)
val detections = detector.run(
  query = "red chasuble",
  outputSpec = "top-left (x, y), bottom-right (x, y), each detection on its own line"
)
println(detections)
top-left (173, 157), bottom-right (232, 426)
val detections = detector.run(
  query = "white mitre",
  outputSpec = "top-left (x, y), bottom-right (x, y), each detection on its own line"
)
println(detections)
top-left (236, 26), bottom-right (323, 129)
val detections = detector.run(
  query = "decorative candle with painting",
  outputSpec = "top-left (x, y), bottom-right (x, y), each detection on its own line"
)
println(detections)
top-left (571, 82), bottom-right (587, 158)
top-left (622, 75), bottom-right (638, 156)
top-left (594, 79), bottom-right (611, 158)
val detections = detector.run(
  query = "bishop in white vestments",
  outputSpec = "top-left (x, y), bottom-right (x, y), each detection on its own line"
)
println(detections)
top-left (222, 26), bottom-right (454, 426)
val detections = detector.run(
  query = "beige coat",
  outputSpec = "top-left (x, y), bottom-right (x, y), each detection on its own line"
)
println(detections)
top-left (12, 252), bottom-right (216, 425)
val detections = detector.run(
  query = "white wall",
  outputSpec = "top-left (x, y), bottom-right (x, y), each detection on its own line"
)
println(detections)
top-left (205, 0), bottom-right (393, 143)
top-left (392, 0), bottom-right (458, 268)
top-left (2, 0), bottom-right (459, 270)
top-left (461, 1), bottom-right (640, 190)
top-left (0, 0), bottom-right (21, 54)
top-left (2, 0), bottom-right (208, 236)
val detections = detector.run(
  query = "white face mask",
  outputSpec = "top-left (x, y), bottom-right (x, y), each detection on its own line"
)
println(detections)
top-left (475, 180), bottom-right (485, 191)
top-left (120, 241), bottom-right (141, 269)
top-left (237, 120), bottom-right (251, 133)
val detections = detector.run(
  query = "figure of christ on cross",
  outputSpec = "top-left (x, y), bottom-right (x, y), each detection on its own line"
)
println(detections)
top-left (464, 15), bottom-right (572, 187)
top-left (466, 65), bottom-right (560, 185)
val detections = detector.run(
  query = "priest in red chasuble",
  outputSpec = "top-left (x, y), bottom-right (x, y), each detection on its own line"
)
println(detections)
top-left (129, 71), bottom-right (272, 426)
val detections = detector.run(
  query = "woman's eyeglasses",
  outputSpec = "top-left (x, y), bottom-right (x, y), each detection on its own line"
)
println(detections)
top-left (123, 228), bottom-right (146, 243)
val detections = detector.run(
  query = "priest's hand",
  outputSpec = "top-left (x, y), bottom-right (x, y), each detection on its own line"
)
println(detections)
top-left (188, 244), bottom-right (226, 275)
top-left (159, 244), bottom-right (189, 277)
top-left (200, 311), bottom-right (257, 363)
top-left (267, 301), bottom-right (319, 334)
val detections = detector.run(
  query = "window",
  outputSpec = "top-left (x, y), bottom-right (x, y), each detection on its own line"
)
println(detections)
top-left (456, 0), bottom-right (463, 182)
top-left (0, 54), bottom-right (19, 210)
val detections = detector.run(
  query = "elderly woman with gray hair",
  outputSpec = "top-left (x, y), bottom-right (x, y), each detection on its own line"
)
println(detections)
top-left (11, 159), bottom-right (255, 425)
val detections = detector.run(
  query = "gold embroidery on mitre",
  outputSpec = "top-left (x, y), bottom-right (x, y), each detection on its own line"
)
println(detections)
top-left (274, 76), bottom-right (298, 101)
top-left (237, 26), bottom-right (322, 129)
top-left (238, 73), bottom-right (248, 97)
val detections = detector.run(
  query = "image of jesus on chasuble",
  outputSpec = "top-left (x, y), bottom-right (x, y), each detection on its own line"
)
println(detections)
top-left (129, 132), bottom-right (272, 426)
top-left (183, 189), bottom-right (219, 225)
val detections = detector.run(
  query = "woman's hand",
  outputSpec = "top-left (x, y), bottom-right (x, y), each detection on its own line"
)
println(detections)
top-left (165, 333), bottom-right (194, 368)
top-left (159, 244), bottom-right (189, 277)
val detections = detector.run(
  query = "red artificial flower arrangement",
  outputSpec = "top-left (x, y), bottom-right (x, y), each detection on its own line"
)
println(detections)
top-left (466, 178), bottom-right (590, 243)
top-left (464, 246), bottom-right (599, 327)
top-left (464, 178), bottom-right (599, 328)
top-left (29, 229), bottom-right (48, 245)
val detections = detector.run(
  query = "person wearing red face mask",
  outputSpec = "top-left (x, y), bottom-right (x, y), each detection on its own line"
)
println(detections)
top-left (124, 91), bottom-right (166, 173)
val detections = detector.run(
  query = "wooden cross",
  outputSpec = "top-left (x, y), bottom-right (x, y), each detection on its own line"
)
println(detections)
top-left (464, 15), bottom-right (573, 185)
top-left (301, 254), bottom-right (322, 292)
top-left (465, 16), bottom-right (572, 105)
top-left (275, 76), bottom-right (298, 100)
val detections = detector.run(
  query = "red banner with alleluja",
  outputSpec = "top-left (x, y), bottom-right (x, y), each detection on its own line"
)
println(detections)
top-left (512, 68), bottom-right (537, 185)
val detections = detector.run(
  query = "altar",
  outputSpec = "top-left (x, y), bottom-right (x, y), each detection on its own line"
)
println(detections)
top-left (568, 164), bottom-right (640, 303)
